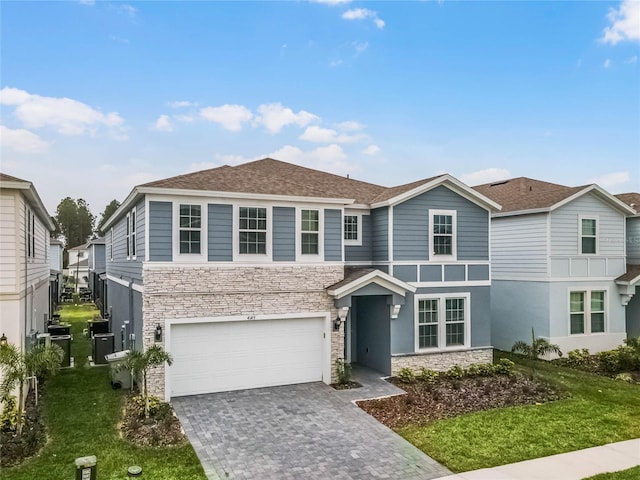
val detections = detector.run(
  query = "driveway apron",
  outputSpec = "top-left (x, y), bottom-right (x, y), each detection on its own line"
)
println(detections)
top-left (172, 378), bottom-right (451, 480)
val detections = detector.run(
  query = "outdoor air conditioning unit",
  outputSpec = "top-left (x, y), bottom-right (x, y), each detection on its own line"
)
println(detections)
top-left (37, 333), bottom-right (51, 348)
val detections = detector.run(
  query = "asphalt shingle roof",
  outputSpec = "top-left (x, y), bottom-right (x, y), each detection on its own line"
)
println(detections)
top-left (473, 177), bottom-right (586, 213)
top-left (615, 193), bottom-right (640, 212)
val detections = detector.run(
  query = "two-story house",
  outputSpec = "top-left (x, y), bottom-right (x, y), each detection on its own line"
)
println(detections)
top-left (102, 158), bottom-right (500, 401)
top-left (0, 173), bottom-right (54, 351)
top-left (615, 193), bottom-right (640, 338)
top-left (66, 242), bottom-right (89, 292)
top-left (475, 177), bottom-right (635, 355)
top-left (87, 236), bottom-right (106, 314)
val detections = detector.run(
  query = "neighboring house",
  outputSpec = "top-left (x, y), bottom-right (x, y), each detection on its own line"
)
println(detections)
top-left (102, 158), bottom-right (500, 401)
top-left (0, 173), bottom-right (54, 351)
top-left (474, 177), bottom-right (635, 355)
top-left (49, 238), bottom-right (64, 315)
top-left (66, 242), bottom-right (89, 291)
top-left (615, 193), bottom-right (640, 338)
top-left (87, 237), bottom-right (107, 315)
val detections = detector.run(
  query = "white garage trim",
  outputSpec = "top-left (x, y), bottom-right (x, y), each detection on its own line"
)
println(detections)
top-left (164, 312), bottom-right (332, 401)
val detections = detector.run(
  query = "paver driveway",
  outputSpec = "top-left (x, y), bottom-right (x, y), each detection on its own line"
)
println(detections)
top-left (172, 372), bottom-right (451, 480)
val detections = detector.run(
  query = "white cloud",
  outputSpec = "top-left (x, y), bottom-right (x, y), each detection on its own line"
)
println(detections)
top-left (169, 100), bottom-right (197, 108)
top-left (601, 0), bottom-right (640, 45)
top-left (0, 86), bottom-right (125, 136)
top-left (268, 144), bottom-right (359, 175)
top-left (299, 125), bottom-right (368, 144)
top-left (335, 120), bottom-right (364, 131)
top-left (603, 58), bottom-right (612, 68)
top-left (119, 4), bottom-right (137, 17)
top-left (625, 55), bottom-right (638, 64)
top-left (254, 103), bottom-right (319, 133)
top-left (588, 171), bottom-right (630, 188)
top-left (0, 125), bottom-right (50, 153)
top-left (461, 168), bottom-right (511, 186)
top-left (199, 104), bottom-right (253, 131)
top-left (362, 145), bottom-right (380, 156)
top-left (186, 161), bottom-right (220, 173)
top-left (310, 0), bottom-right (351, 5)
top-left (213, 153), bottom-right (255, 165)
top-left (174, 114), bottom-right (195, 123)
top-left (151, 114), bottom-right (173, 132)
top-left (109, 35), bottom-right (129, 44)
top-left (78, 0), bottom-right (95, 5)
top-left (342, 8), bottom-right (385, 29)
top-left (329, 59), bottom-right (344, 67)
top-left (353, 41), bottom-right (369, 55)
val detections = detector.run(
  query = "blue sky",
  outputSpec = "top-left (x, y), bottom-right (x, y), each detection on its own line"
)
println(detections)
top-left (1, 0), bottom-right (639, 217)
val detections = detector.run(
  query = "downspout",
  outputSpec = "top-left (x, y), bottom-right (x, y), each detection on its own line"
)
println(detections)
top-left (24, 203), bottom-right (28, 350)
top-left (129, 279), bottom-right (135, 351)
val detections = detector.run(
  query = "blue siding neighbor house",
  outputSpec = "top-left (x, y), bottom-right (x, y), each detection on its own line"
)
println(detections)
top-left (102, 158), bottom-right (500, 400)
top-left (615, 193), bottom-right (640, 338)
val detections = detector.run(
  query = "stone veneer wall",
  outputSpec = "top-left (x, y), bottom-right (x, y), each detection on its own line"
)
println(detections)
top-left (391, 347), bottom-right (493, 375)
top-left (142, 265), bottom-right (345, 397)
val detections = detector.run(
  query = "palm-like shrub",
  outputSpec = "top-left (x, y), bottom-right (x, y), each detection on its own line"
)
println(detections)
top-left (512, 328), bottom-right (562, 361)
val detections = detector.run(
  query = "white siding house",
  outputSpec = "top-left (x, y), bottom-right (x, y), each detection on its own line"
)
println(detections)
top-left (0, 173), bottom-right (54, 352)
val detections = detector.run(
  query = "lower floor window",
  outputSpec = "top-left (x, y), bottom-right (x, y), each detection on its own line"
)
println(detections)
top-left (417, 294), bottom-right (469, 350)
top-left (570, 290), bottom-right (606, 335)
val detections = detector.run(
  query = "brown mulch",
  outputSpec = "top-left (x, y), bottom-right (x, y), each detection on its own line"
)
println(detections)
top-left (0, 387), bottom-right (47, 468)
top-left (330, 381), bottom-right (362, 390)
top-left (357, 374), bottom-right (564, 429)
top-left (120, 396), bottom-right (186, 447)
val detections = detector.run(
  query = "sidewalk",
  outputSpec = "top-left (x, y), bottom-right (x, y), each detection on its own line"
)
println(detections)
top-left (436, 439), bottom-right (640, 480)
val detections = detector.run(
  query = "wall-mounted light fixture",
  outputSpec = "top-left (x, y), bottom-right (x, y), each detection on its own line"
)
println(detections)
top-left (333, 307), bottom-right (350, 331)
top-left (154, 324), bottom-right (163, 342)
top-left (0, 333), bottom-right (7, 347)
top-left (390, 305), bottom-right (402, 319)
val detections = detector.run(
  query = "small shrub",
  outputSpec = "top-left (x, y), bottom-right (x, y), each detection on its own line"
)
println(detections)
top-left (493, 358), bottom-right (515, 375)
top-left (566, 348), bottom-right (591, 366)
top-left (446, 365), bottom-right (465, 380)
top-left (397, 367), bottom-right (416, 383)
top-left (615, 345), bottom-right (640, 371)
top-left (129, 395), bottom-right (163, 418)
top-left (417, 367), bottom-right (439, 385)
top-left (467, 363), bottom-right (493, 377)
top-left (596, 350), bottom-right (622, 373)
top-left (615, 373), bottom-right (634, 384)
top-left (0, 396), bottom-right (20, 433)
top-left (334, 358), bottom-right (352, 385)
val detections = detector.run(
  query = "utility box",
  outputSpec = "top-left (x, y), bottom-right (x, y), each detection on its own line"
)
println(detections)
top-left (51, 334), bottom-right (72, 368)
top-left (105, 350), bottom-right (131, 389)
top-left (93, 333), bottom-right (115, 364)
top-left (48, 323), bottom-right (71, 336)
top-left (75, 455), bottom-right (97, 480)
top-left (88, 319), bottom-right (109, 337)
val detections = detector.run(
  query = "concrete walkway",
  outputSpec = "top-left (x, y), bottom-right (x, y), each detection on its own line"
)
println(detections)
top-left (437, 439), bottom-right (640, 480)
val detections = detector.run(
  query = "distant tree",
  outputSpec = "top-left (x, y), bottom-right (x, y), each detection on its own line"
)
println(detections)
top-left (55, 197), bottom-right (95, 250)
top-left (96, 199), bottom-right (120, 236)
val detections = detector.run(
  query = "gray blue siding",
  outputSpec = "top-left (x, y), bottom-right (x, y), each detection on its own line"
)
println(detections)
top-left (345, 214), bottom-right (372, 262)
top-left (324, 209), bottom-right (342, 261)
top-left (106, 279), bottom-right (143, 353)
top-left (627, 218), bottom-right (640, 265)
top-left (208, 204), bottom-right (233, 262)
top-left (372, 208), bottom-right (389, 262)
top-left (149, 201), bottom-right (172, 262)
top-left (393, 185), bottom-right (489, 261)
top-left (273, 207), bottom-right (295, 261)
top-left (107, 199), bottom-right (144, 283)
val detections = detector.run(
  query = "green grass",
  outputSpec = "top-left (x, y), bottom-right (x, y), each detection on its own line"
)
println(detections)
top-left (398, 351), bottom-right (640, 473)
top-left (4, 304), bottom-right (206, 480)
top-left (584, 467), bottom-right (640, 480)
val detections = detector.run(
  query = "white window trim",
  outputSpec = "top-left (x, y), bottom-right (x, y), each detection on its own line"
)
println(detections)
top-left (233, 204), bottom-right (272, 262)
top-left (343, 212), bottom-right (362, 247)
top-left (109, 228), bottom-right (114, 261)
top-left (125, 212), bottom-right (131, 260)
top-left (414, 292), bottom-right (471, 352)
top-left (173, 201), bottom-right (208, 263)
top-left (568, 287), bottom-right (608, 336)
top-left (130, 206), bottom-right (137, 261)
top-left (578, 215), bottom-right (599, 256)
top-left (296, 207), bottom-right (324, 261)
top-left (429, 209), bottom-right (457, 262)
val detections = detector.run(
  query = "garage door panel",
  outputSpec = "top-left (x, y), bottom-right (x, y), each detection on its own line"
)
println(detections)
top-left (170, 317), bottom-right (325, 396)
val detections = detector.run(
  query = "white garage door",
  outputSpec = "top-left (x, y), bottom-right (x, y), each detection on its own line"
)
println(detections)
top-left (169, 317), bottom-right (325, 397)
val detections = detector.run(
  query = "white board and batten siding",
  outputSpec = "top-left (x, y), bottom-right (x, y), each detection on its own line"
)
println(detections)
top-left (490, 213), bottom-right (548, 279)
top-left (167, 314), bottom-right (330, 398)
top-left (550, 193), bottom-right (626, 278)
top-left (627, 217), bottom-right (640, 265)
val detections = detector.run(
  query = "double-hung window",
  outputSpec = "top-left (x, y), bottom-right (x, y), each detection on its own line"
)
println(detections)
top-left (125, 212), bottom-right (130, 258)
top-left (416, 294), bottom-right (469, 350)
top-left (580, 217), bottom-right (597, 254)
top-left (239, 207), bottom-right (267, 254)
top-left (130, 208), bottom-right (137, 259)
top-left (27, 209), bottom-right (34, 258)
top-left (179, 204), bottom-right (201, 254)
top-left (570, 290), bottom-right (606, 335)
top-left (109, 228), bottom-right (114, 261)
top-left (301, 209), bottom-right (319, 255)
top-left (429, 210), bottom-right (456, 260)
top-left (344, 215), bottom-right (358, 241)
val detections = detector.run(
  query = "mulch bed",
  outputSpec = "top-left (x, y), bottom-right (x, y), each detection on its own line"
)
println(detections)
top-left (330, 381), bottom-right (362, 390)
top-left (0, 386), bottom-right (47, 468)
top-left (120, 396), bottom-right (186, 447)
top-left (358, 374), bottom-right (564, 429)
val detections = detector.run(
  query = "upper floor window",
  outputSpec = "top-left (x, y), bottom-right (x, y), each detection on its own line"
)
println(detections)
top-left (126, 212), bottom-right (131, 258)
top-left (130, 208), bottom-right (137, 259)
top-left (570, 290), bottom-right (606, 335)
top-left (180, 204), bottom-right (201, 254)
top-left (580, 217), bottom-right (597, 254)
top-left (109, 228), bottom-right (113, 261)
top-left (27, 209), bottom-right (34, 258)
top-left (344, 215), bottom-right (358, 241)
top-left (416, 293), bottom-right (469, 350)
top-left (301, 209), bottom-right (319, 255)
top-left (239, 207), bottom-right (267, 254)
top-left (429, 210), bottom-right (457, 261)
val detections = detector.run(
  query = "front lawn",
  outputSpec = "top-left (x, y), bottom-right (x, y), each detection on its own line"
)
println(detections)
top-left (395, 352), bottom-right (640, 473)
top-left (3, 304), bottom-right (206, 480)
top-left (585, 466), bottom-right (640, 480)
